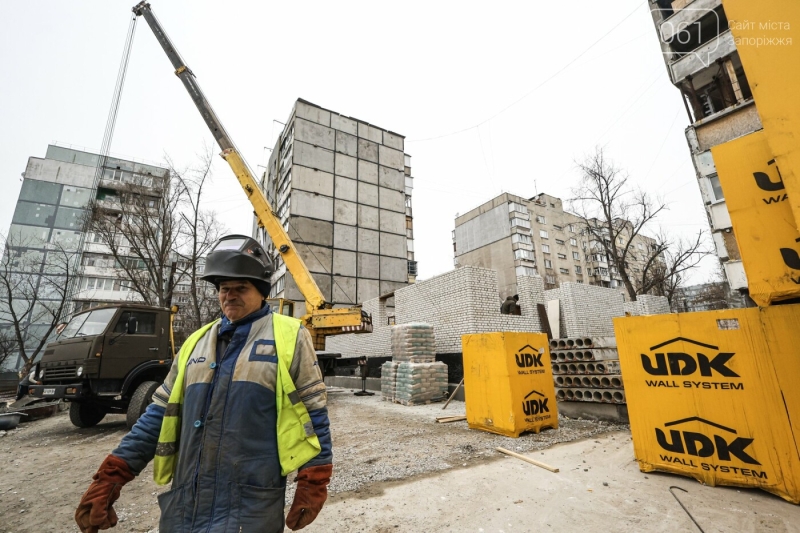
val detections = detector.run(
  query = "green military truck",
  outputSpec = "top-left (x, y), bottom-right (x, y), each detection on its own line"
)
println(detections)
top-left (28, 304), bottom-right (176, 429)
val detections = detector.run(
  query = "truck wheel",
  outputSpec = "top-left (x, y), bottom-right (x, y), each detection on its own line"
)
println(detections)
top-left (69, 402), bottom-right (106, 428)
top-left (126, 381), bottom-right (160, 429)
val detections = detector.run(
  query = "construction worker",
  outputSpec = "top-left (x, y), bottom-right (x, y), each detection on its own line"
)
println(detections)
top-left (74, 234), bottom-right (332, 533)
top-left (500, 295), bottom-right (516, 314)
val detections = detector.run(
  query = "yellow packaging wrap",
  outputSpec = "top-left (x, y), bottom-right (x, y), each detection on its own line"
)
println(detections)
top-left (461, 332), bottom-right (558, 438)
top-left (711, 130), bottom-right (800, 306)
top-left (614, 305), bottom-right (800, 504)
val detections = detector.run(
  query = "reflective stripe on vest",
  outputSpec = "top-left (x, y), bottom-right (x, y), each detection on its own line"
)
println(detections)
top-left (152, 313), bottom-right (320, 485)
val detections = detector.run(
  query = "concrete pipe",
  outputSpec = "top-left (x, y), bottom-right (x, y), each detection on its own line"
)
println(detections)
top-left (549, 339), bottom-right (559, 350)
top-left (591, 376), bottom-right (601, 388)
top-left (583, 338), bottom-right (593, 348)
top-left (596, 363), bottom-right (606, 373)
top-left (577, 363), bottom-right (587, 373)
top-left (566, 389), bottom-right (575, 400)
top-left (575, 390), bottom-right (584, 400)
top-left (581, 377), bottom-right (592, 387)
top-left (592, 390), bottom-right (603, 402)
top-left (600, 376), bottom-right (611, 388)
top-left (611, 377), bottom-right (622, 388)
top-left (555, 376), bottom-right (565, 386)
top-left (575, 338), bottom-right (584, 347)
top-left (560, 364), bottom-right (570, 374)
top-left (586, 363), bottom-right (596, 373)
top-left (565, 351), bottom-right (575, 361)
top-left (563, 376), bottom-right (573, 387)
top-left (556, 389), bottom-right (566, 400)
top-left (557, 339), bottom-right (567, 349)
top-left (566, 338), bottom-right (575, 347)
top-left (602, 391), bottom-right (613, 402)
top-left (575, 351), bottom-right (586, 361)
top-left (568, 364), bottom-right (577, 373)
top-left (583, 350), bottom-right (595, 361)
top-left (613, 391), bottom-right (625, 403)
top-left (556, 352), bottom-right (566, 362)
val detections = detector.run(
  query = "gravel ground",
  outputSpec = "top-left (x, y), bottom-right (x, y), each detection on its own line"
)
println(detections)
top-left (0, 391), bottom-right (626, 532)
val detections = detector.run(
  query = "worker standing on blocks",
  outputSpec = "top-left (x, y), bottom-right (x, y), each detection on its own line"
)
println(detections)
top-left (74, 234), bottom-right (333, 532)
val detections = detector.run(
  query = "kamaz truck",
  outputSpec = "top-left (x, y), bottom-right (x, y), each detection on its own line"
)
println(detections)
top-left (28, 304), bottom-right (176, 429)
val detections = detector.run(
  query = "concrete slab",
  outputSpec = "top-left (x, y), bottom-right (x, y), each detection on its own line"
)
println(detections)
top-left (380, 256), bottom-right (408, 282)
top-left (379, 186), bottom-right (405, 213)
top-left (331, 114), bottom-right (358, 135)
top-left (357, 252), bottom-right (380, 279)
top-left (379, 144), bottom-right (404, 171)
top-left (294, 118), bottom-right (335, 150)
top-left (296, 243), bottom-right (332, 274)
top-left (288, 216), bottom-right (333, 248)
top-left (357, 160), bottom-right (378, 184)
top-left (334, 153), bottom-right (357, 179)
top-left (332, 275), bottom-right (357, 303)
top-left (334, 199), bottom-right (357, 226)
top-left (333, 249), bottom-right (357, 277)
top-left (290, 190), bottom-right (333, 221)
top-left (357, 228), bottom-right (380, 254)
top-left (293, 165), bottom-right (334, 197)
top-left (380, 231), bottom-right (406, 258)
top-left (379, 210), bottom-right (406, 235)
top-left (335, 131), bottom-right (358, 157)
top-left (334, 223), bottom-right (357, 251)
top-left (383, 130), bottom-right (404, 151)
top-left (293, 141), bottom-right (334, 173)
top-left (358, 139), bottom-right (379, 163)
top-left (557, 400), bottom-right (629, 423)
top-left (378, 165), bottom-right (404, 191)
top-left (358, 204), bottom-right (380, 230)
top-left (357, 278), bottom-right (380, 303)
top-left (358, 123), bottom-right (383, 144)
top-left (334, 176), bottom-right (357, 202)
top-left (358, 182), bottom-right (379, 207)
top-left (295, 100), bottom-right (331, 127)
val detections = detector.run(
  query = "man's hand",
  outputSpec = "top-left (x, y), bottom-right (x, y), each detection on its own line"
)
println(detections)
top-left (286, 464), bottom-right (333, 531)
top-left (75, 455), bottom-right (135, 533)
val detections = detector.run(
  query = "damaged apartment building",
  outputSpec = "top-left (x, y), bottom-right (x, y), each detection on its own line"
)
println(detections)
top-left (452, 192), bottom-right (657, 300)
top-left (649, 0), bottom-right (758, 296)
top-left (261, 100), bottom-right (416, 314)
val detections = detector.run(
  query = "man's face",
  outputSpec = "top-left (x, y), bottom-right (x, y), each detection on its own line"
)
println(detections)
top-left (218, 279), bottom-right (263, 322)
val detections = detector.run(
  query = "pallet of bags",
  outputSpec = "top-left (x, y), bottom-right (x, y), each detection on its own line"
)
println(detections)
top-left (391, 322), bottom-right (436, 362)
top-left (381, 361), bottom-right (399, 402)
top-left (394, 361), bottom-right (449, 406)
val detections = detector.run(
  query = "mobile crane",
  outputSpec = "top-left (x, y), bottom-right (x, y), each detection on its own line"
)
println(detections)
top-left (131, 2), bottom-right (371, 349)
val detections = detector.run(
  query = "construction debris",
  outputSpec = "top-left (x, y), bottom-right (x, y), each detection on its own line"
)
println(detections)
top-left (496, 447), bottom-right (559, 473)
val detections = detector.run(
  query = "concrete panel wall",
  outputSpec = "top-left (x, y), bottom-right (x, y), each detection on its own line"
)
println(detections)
top-left (296, 244), bottom-right (333, 274)
top-left (293, 141), bottom-right (334, 173)
top-left (358, 205), bottom-right (380, 230)
top-left (358, 228), bottom-right (379, 254)
top-left (357, 278), bottom-right (379, 303)
top-left (333, 199), bottom-right (358, 226)
top-left (295, 118), bottom-right (334, 150)
top-left (358, 161), bottom-right (378, 184)
top-left (334, 223), bottom-right (357, 251)
top-left (331, 114), bottom-right (358, 135)
top-left (379, 232), bottom-right (406, 259)
top-left (358, 182), bottom-right (379, 207)
top-left (288, 216), bottom-right (333, 247)
top-left (379, 187), bottom-right (404, 213)
top-left (379, 145), bottom-right (404, 171)
top-left (454, 203), bottom-right (511, 255)
top-left (379, 166), bottom-right (404, 191)
top-left (358, 139), bottom-right (379, 163)
top-left (358, 123), bottom-right (383, 144)
top-left (380, 256), bottom-right (408, 282)
top-left (332, 275), bottom-right (357, 303)
top-left (334, 177), bottom-right (357, 202)
top-left (335, 131), bottom-right (357, 157)
top-left (383, 131), bottom-right (404, 151)
top-left (358, 253), bottom-right (379, 279)
top-left (334, 153), bottom-right (357, 179)
top-left (293, 166), bottom-right (333, 197)
top-left (333, 249), bottom-right (356, 277)
top-left (380, 210), bottom-right (405, 236)
top-left (291, 190), bottom-right (333, 220)
top-left (295, 101), bottom-right (331, 127)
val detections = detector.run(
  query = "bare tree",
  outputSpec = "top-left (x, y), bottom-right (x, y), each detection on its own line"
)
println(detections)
top-left (571, 148), bottom-right (708, 301)
top-left (0, 233), bottom-right (77, 373)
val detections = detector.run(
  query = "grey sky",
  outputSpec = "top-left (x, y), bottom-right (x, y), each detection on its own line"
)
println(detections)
top-left (0, 1), bottom-right (716, 284)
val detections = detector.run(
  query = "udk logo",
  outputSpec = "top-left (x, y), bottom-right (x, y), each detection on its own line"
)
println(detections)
top-left (522, 389), bottom-right (549, 416)
top-left (641, 337), bottom-right (738, 377)
top-left (515, 344), bottom-right (544, 368)
top-left (656, 416), bottom-right (760, 465)
top-left (754, 159), bottom-right (787, 204)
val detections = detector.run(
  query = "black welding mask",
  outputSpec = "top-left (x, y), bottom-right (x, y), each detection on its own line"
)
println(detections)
top-left (201, 234), bottom-right (274, 297)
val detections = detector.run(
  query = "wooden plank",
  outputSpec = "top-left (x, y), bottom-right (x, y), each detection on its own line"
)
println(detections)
top-left (435, 415), bottom-right (467, 423)
top-left (496, 447), bottom-right (559, 473)
top-left (442, 378), bottom-right (464, 410)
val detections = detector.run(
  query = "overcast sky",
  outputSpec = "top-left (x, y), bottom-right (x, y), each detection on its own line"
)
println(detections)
top-left (0, 0), bottom-right (718, 284)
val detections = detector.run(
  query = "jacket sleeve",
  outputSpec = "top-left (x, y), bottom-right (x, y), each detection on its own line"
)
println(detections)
top-left (110, 353), bottom-right (182, 475)
top-left (289, 326), bottom-right (332, 468)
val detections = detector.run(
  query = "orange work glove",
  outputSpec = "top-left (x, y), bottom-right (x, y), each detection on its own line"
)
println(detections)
top-left (285, 464), bottom-right (333, 531)
top-left (75, 455), bottom-right (135, 533)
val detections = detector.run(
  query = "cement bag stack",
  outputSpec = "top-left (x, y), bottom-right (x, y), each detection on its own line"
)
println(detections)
top-left (381, 323), bottom-right (449, 405)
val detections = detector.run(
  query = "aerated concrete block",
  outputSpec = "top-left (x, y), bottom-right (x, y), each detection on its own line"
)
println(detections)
top-left (296, 244), bottom-right (332, 274)
top-left (379, 166), bottom-right (404, 191)
top-left (383, 131), bottom-right (404, 151)
top-left (333, 249), bottom-right (357, 277)
top-left (358, 182), bottom-right (379, 207)
top-left (380, 256), bottom-right (408, 283)
top-left (358, 204), bottom-right (380, 230)
top-left (358, 278), bottom-right (380, 303)
top-left (358, 160), bottom-right (378, 184)
top-left (334, 153), bottom-right (357, 179)
top-left (379, 187), bottom-right (405, 213)
top-left (288, 216), bottom-right (333, 247)
top-left (334, 199), bottom-right (357, 226)
top-left (290, 190), bottom-right (333, 221)
top-left (335, 131), bottom-right (357, 157)
top-left (358, 123), bottom-right (383, 144)
top-left (358, 228), bottom-right (379, 254)
top-left (380, 210), bottom-right (406, 235)
top-left (295, 101), bottom-right (331, 127)
top-left (334, 177), bottom-right (357, 202)
top-left (293, 166), bottom-right (333, 197)
top-left (334, 223), bottom-right (357, 251)
top-left (295, 118), bottom-right (334, 150)
top-left (332, 275), bottom-right (357, 303)
top-left (293, 142), bottom-right (334, 173)
top-left (357, 252), bottom-right (380, 279)
top-left (358, 139), bottom-right (379, 163)
top-left (380, 232), bottom-right (406, 259)
top-left (331, 114), bottom-right (358, 135)
top-left (379, 145), bottom-right (404, 171)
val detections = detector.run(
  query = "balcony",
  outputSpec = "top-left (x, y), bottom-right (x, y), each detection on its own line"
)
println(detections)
top-left (670, 30), bottom-right (735, 83)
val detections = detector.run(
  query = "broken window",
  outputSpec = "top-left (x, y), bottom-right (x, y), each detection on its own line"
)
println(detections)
top-left (536, 215), bottom-right (546, 224)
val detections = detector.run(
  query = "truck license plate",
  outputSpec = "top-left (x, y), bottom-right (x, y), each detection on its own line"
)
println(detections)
top-left (43, 388), bottom-right (55, 395)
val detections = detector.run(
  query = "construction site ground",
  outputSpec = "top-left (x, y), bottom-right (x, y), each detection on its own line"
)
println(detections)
top-left (1, 392), bottom-right (798, 533)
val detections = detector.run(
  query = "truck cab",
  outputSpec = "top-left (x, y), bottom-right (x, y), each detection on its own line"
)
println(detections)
top-left (28, 304), bottom-right (174, 429)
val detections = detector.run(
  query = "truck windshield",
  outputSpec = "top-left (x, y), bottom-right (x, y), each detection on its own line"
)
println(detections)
top-left (59, 308), bottom-right (118, 338)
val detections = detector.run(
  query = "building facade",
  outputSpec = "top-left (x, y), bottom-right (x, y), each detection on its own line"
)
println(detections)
top-left (649, 0), bottom-right (758, 294)
top-left (453, 192), bottom-right (657, 300)
top-left (260, 100), bottom-right (415, 313)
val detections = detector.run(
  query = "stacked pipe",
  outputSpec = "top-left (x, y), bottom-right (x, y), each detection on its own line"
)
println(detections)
top-left (380, 323), bottom-right (448, 405)
top-left (549, 337), bottom-right (626, 404)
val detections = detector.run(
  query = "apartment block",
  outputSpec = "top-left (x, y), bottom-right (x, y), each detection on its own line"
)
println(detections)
top-left (453, 192), bottom-right (656, 299)
top-left (261, 100), bottom-right (415, 311)
top-left (649, 0), bottom-right (759, 293)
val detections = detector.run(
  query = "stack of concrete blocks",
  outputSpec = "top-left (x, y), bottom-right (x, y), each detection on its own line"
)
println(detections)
top-left (326, 266), bottom-right (547, 356)
top-left (544, 282), bottom-right (624, 338)
top-left (266, 99), bottom-right (410, 306)
top-left (549, 336), bottom-right (625, 404)
top-left (380, 323), bottom-right (448, 405)
top-left (380, 361), bottom-right (399, 402)
top-left (622, 295), bottom-right (671, 316)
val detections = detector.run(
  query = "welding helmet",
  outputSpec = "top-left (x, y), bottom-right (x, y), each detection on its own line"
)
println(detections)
top-left (201, 234), bottom-right (274, 297)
